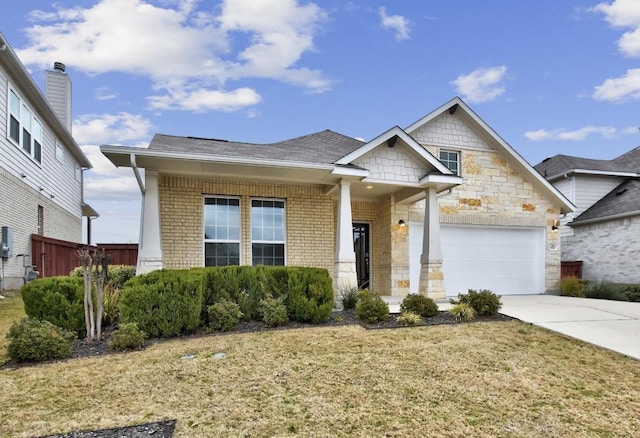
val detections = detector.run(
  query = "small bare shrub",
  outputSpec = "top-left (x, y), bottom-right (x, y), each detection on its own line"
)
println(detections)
top-left (449, 303), bottom-right (476, 322)
top-left (397, 311), bottom-right (424, 326)
top-left (560, 277), bottom-right (583, 297)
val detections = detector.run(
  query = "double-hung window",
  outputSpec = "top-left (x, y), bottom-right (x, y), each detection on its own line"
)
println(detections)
top-left (251, 199), bottom-right (285, 266)
top-left (439, 150), bottom-right (459, 176)
top-left (204, 197), bottom-right (241, 266)
top-left (7, 86), bottom-right (42, 164)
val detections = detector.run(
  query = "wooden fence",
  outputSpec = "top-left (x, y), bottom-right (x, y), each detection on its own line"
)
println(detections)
top-left (30, 235), bottom-right (138, 278)
top-left (561, 260), bottom-right (583, 279)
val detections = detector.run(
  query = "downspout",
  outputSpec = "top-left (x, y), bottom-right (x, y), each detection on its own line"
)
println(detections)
top-left (130, 154), bottom-right (145, 273)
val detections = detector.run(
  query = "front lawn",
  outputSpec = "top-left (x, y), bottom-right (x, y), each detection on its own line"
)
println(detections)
top-left (0, 290), bottom-right (25, 364)
top-left (1, 319), bottom-right (638, 437)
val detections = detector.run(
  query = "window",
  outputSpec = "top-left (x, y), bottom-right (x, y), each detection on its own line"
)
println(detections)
top-left (251, 199), bottom-right (285, 266)
top-left (37, 205), bottom-right (44, 236)
top-left (7, 86), bottom-right (43, 163)
top-left (439, 150), bottom-right (459, 175)
top-left (204, 197), bottom-right (240, 266)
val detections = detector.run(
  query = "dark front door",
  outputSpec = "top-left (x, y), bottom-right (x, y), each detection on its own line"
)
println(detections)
top-left (353, 223), bottom-right (370, 289)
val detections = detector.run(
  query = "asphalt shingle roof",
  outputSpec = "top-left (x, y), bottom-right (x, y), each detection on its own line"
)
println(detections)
top-left (534, 154), bottom-right (636, 179)
top-left (147, 130), bottom-right (365, 165)
top-left (573, 178), bottom-right (640, 224)
top-left (613, 146), bottom-right (640, 169)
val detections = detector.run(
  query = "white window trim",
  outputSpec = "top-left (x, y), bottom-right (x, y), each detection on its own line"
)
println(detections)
top-left (6, 84), bottom-right (43, 165)
top-left (202, 195), bottom-right (242, 266)
top-left (250, 197), bottom-right (287, 266)
top-left (439, 149), bottom-right (460, 176)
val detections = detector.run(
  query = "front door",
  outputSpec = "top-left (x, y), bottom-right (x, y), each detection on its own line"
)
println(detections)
top-left (353, 223), bottom-right (370, 289)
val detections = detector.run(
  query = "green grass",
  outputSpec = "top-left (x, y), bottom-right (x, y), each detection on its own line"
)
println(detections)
top-left (0, 290), bottom-right (25, 364)
top-left (0, 319), bottom-right (639, 437)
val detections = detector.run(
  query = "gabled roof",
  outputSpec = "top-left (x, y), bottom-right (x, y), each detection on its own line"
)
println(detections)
top-left (0, 33), bottom-right (91, 168)
top-left (571, 178), bottom-right (640, 225)
top-left (613, 146), bottom-right (640, 169)
top-left (534, 154), bottom-right (637, 181)
top-left (148, 130), bottom-right (364, 165)
top-left (405, 96), bottom-right (575, 214)
top-left (335, 125), bottom-right (454, 175)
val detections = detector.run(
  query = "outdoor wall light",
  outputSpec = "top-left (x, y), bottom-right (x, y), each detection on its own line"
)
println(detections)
top-left (398, 220), bottom-right (406, 227)
top-left (551, 220), bottom-right (560, 232)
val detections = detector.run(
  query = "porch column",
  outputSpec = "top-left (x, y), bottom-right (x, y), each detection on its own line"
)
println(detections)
top-left (418, 187), bottom-right (445, 299)
top-left (334, 179), bottom-right (357, 295)
top-left (137, 170), bottom-right (163, 274)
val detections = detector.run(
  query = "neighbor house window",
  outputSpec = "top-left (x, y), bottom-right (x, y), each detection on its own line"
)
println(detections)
top-left (440, 150), bottom-right (459, 175)
top-left (251, 199), bottom-right (285, 266)
top-left (204, 197), bottom-right (240, 266)
top-left (7, 86), bottom-right (43, 163)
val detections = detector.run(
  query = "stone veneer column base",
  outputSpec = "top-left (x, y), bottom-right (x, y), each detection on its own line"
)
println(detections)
top-left (334, 260), bottom-right (358, 306)
top-left (418, 260), bottom-right (445, 300)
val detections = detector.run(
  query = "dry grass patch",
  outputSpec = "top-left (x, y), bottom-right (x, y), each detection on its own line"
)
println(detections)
top-left (1, 321), bottom-right (639, 437)
top-left (0, 290), bottom-right (25, 364)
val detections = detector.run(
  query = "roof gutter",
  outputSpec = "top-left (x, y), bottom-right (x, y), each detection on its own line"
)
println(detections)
top-left (130, 153), bottom-right (145, 194)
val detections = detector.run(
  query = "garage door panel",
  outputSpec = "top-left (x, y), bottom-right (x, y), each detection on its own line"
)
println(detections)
top-left (410, 224), bottom-right (545, 296)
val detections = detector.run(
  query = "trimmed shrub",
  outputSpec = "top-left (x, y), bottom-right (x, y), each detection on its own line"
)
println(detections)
top-left (207, 300), bottom-right (243, 332)
top-left (397, 311), bottom-right (423, 326)
top-left (107, 265), bottom-right (137, 290)
top-left (340, 286), bottom-right (359, 311)
top-left (355, 290), bottom-right (389, 323)
top-left (7, 318), bottom-right (75, 362)
top-left (584, 280), bottom-right (627, 301)
top-left (400, 294), bottom-right (439, 317)
top-left (623, 285), bottom-right (640, 302)
top-left (560, 277), bottom-right (584, 297)
top-left (453, 289), bottom-right (502, 317)
top-left (260, 297), bottom-right (289, 327)
top-left (21, 276), bottom-right (85, 336)
top-left (119, 270), bottom-right (204, 337)
top-left (449, 302), bottom-right (476, 322)
top-left (287, 268), bottom-right (334, 323)
top-left (108, 322), bottom-right (146, 351)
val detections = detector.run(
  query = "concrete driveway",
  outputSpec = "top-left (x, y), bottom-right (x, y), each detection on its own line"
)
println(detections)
top-left (499, 295), bottom-right (640, 361)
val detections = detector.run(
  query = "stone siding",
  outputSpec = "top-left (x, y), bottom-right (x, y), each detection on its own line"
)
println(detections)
top-left (564, 217), bottom-right (640, 284)
top-left (353, 144), bottom-right (426, 183)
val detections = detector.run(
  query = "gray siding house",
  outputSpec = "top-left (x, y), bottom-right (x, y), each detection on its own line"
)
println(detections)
top-left (0, 33), bottom-right (96, 290)
top-left (535, 147), bottom-right (640, 283)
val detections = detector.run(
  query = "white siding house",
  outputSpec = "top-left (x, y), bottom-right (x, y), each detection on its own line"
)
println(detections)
top-left (0, 33), bottom-right (95, 290)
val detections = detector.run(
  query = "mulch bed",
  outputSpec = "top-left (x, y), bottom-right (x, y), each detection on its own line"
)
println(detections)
top-left (9, 310), bottom-right (514, 438)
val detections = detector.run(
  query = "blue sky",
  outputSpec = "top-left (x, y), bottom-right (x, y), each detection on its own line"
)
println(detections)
top-left (2, 0), bottom-right (640, 243)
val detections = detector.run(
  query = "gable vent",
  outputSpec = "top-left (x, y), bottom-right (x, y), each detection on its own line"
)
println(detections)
top-left (615, 188), bottom-right (628, 196)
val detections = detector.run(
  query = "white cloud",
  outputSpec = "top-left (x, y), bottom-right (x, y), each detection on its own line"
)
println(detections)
top-left (524, 126), bottom-right (621, 141)
top-left (81, 144), bottom-right (141, 200)
top-left (379, 7), bottom-right (410, 41)
top-left (94, 87), bottom-right (118, 101)
top-left (593, 68), bottom-right (640, 102)
top-left (451, 66), bottom-right (507, 103)
top-left (592, 0), bottom-right (640, 57)
top-left (148, 86), bottom-right (261, 112)
top-left (16, 0), bottom-right (330, 111)
top-left (73, 112), bottom-right (154, 145)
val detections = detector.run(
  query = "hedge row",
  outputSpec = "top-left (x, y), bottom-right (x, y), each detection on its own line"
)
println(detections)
top-left (23, 266), bottom-right (335, 341)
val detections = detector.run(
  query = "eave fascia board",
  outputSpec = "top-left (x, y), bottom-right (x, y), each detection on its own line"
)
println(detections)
top-left (569, 210), bottom-right (640, 227)
top-left (419, 174), bottom-right (463, 186)
top-left (331, 167), bottom-right (370, 178)
top-left (545, 169), bottom-right (639, 181)
top-left (0, 33), bottom-right (91, 169)
top-left (100, 146), bottom-right (335, 172)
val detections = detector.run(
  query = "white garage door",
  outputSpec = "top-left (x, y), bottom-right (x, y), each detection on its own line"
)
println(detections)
top-left (409, 224), bottom-right (545, 296)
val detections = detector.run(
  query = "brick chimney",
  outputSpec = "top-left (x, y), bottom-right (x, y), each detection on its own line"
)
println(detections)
top-left (45, 62), bottom-right (72, 132)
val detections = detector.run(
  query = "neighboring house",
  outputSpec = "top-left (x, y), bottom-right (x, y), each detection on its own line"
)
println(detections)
top-left (0, 33), bottom-right (96, 290)
top-left (102, 97), bottom-right (573, 299)
top-left (535, 148), bottom-right (640, 283)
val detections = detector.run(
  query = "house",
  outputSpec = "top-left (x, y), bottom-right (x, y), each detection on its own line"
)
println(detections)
top-left (0, 33), bottom-right (96, 290)
top-left (535, 148), bottom-right (640, 283)
top-left (101, 97), bottom-right (573, 299)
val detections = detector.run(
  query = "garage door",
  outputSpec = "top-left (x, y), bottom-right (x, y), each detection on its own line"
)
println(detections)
top-left (409, 224), bottom-right (545, 296)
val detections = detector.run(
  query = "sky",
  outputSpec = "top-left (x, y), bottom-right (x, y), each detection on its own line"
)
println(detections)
top-left (2, 0), bottom-right (640, 244)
